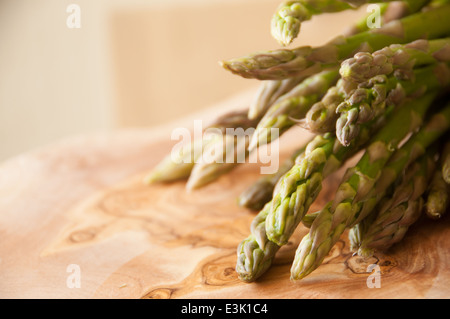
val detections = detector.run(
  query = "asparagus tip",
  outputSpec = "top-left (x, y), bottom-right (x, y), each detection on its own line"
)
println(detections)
top-left (143, 172), bottom-right (160, 184)
top-left (185, 178), bottom-right (200, 191)
top-left (218, 60), bottom-right (228, 70)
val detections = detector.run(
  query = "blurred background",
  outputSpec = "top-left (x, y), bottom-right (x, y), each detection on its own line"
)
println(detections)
top-left (0, 0), bottom-right (366, 161)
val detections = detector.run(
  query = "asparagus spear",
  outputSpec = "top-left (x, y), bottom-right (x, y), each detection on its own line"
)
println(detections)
top-left (357, 153), bottom-right (435, 257)
top-left (305, 78), bottom-right (354, 134)
top-left (260, 1), bottom-right (400, 121)
top-left (302, 211), bottom-right (320, 228)
top-left (236, 203), bottom-right (281, 282)
top-left (221, 4), bottom-right (450, 80)
top-left (339, 38), bottom-right (450, 89)
top-left (250, 0), bottom-right (390, 119)
top-left (342, 1), bottom-right (408, 36)
top-left (236, 134), bottom-right (350, 281)
top-left (271, 0), bottom-right (431, 46)
top-left (425, 175), bottom-right (449, 219)
top-left (291, 97), bottom-right (450, 281)
top-left (348, 166), bottom-right (402, 252)
top-left (145, 108), bottom-right (255, 184)
top-left (238, 142), bottom-right (308, 211)
top-left (271, 0), bottom-right (355, 47)
top-left (335, 62), bottom-right (450, 146)
top-left (186, 133), bottom-right (250, 190)
top-left (144, 138), bottom-right (211, 184)
top-left (236, 88), bottom-right (403, 281)
top-left (238, 170), bottom-right (283, 212)
top-left (266, 92), bottom-right (425, 245)
top-left (187, 76), bottom-right (332, 190)
top-left (249, 68), bottom-right (339, 151)
top-left (442, 141), bottom-right (450, 184)
top-left (343, 3), bottom-right (388, 36)
top-left (348, 204), bottom-right (378, 252)
top-left (265, 133), bottom-right (348, 246)
top-left (254, 1), bottom-right (406, 123)
top-left (348, 219), bottom-right (365, 252)
top-left (267, 91), bottom-right (435, 248)
top-left (303, 2), bottom-right (415, 135)
top-left (249, 75), bottom-right (310, 121)
top-left (365, 198), bottom-right (425, 253)
top-left (207, 108), bottom-right (256, 132)
top-left (425, 144), bottom-right (450, 219)
top-left (349, 142), bottom-right (435, 253)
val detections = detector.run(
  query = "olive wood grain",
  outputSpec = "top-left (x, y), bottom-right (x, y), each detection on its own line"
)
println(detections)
top-left (0, 91), bottom-right (449, 299)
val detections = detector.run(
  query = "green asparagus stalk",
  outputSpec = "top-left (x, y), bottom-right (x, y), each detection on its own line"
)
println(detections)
top-left (221, 4), bottom-right (450, 80)
top-left (342, 3), bottom-right (388, 36)
top-left (249, 0), bottom-right (383, 122)
top-left (343, 0), bottom-right (432, 7)
top-left (335, 62), bottom-right (450, 146)
top-left (425, 144), bottom-right (450, 219)
top-left (236, 131), bottom-right (359, 281)
top-left (271, 0), bottom-right (355, 47)
top-left (305, 78), bottom-right (355, 133)
top-left (236, 89), bottom-right (402, 281)
top-left (349, 158), bottom-right (406, 253)
top-left (342, 0), bottom-right (424, 36)
top-left (348, 219), bottom-right (365, 252)
top-left (237, 162), bottom-right (288, 212)
top-left (265, 133), bottom-right (347, 246)
top-left (302, 211), bottom-right (320, 228)
top-left (238, 142), bottom-right (309, 211)
top-left (207, 108), bottom-right (256, 132)
top-left (291, 96), bottom-right (450, 281)
top-left (271, 0), bottom-right (430, 46)
top-left (144, 137), bottom-right (211, 184)
top-left (266, 92), bottom-right (434, 248)
top-left (442, 141), bottom-right (450, 184)
top-left (339, 38), bottom-right (450, 89)
top-left (348, 203), bottom-right (379, 252)
top-left (236, 203), bottom-right (281, 282)
top-left (255, 1), bottom-right (406, 122)
top-left (249, 75), bottom-right (309, 120)
top-left (261, 1), bottom-right (402, 122)
top-left (425, 175), bottom-right (449, 219)
top-left (357, 153), bottom-right (435, 257)
top-left (145, 108), bottom-right (255, 184)
top-left (348, 166), bottom-right (405, 252)
top-left (186, 105), bottom-right (268, 189)
top-left (264, 90), bottom-right (438, 248)
top-left (249, 68), bottom-right (339, 151)
top-left (365, 198), bottom-right (425, 253)
top-left (186, 132), bottom-right (250, 190)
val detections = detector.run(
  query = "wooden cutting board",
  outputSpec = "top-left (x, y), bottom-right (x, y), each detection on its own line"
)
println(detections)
top-left (1, 93), bottom-right (449, 299)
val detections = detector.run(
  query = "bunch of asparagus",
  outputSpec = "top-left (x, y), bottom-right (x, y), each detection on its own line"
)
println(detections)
top-left (147, 0), bottom-right (450, 283)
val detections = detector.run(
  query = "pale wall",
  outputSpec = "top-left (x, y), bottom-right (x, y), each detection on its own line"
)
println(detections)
top-left (0, 0), bottom-right (366, 161)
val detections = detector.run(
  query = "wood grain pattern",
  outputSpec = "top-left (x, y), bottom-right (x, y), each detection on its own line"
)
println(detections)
top-left (0, 99), bottom-right (449, 299)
